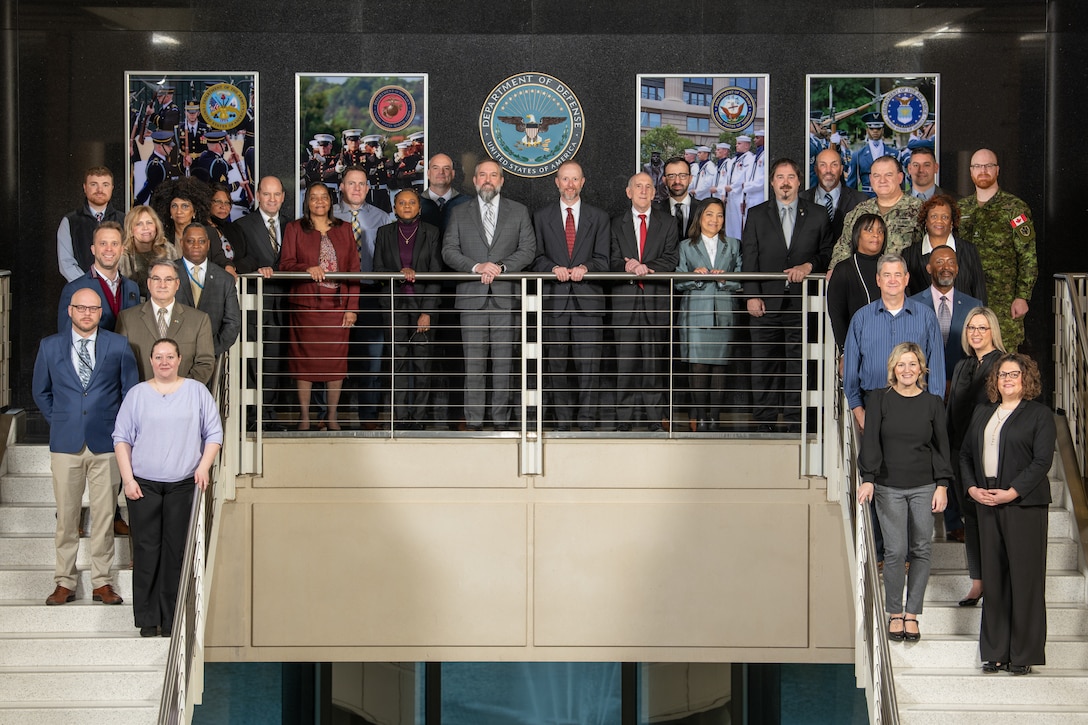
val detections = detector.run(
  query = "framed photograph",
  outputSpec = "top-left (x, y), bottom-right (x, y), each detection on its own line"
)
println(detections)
top-left (805, 74), bottom-right (939, 195)
top-left (125, 71), bottom-right (258, 217)
top-left (296, 73), bottom-right (427, 215)
top-left (637, 74), bottom-right (769, 237)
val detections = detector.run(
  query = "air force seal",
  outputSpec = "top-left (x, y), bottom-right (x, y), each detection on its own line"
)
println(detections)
top-left (370, 86), bottom-right (416, 132)
top-left (480, 73), bottom-right (584, 178)
top-left (200, 83), bottom-right (246, 131)
top-left (881, 86), bottom-right (929, 134)
top-left (712, 87), bottom-right (756, 131)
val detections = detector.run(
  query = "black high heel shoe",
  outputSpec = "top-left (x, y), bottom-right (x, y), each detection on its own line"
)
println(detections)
top-left (958, 593), bottom-right (983, 607)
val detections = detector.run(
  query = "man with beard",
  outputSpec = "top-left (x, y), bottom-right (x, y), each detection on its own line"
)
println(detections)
top-left (909, 246), bottom-right (980, 385)
top-left (800, 148), bottom-right (868, 243)
top-left (57, 222), bottom-right (141, 333)
top-left (531, 161), bottom-right (611, 430)
top-left (957, 148), bottom-right (1037, 349)
top-left (442, 160), bottom-right (537, 430)
top-left (723, 135), bottom-right (752, 239)
top-left (654, 156), bottom-right (697, 241)
top-left (741, 158), bottom-right (833, 432)
top-left (829, 156), bottom-right (923, 269)
top-left (58, 167), bottom-right (127, 281)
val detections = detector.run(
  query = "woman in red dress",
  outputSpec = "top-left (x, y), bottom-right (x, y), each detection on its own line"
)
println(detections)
top-left (279, 183), bottom-right (360, 430)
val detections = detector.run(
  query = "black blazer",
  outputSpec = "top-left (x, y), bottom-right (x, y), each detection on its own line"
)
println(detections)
top-left (800, 184), bottom-right (868, 243)
top-left (234, 210), bottom-right (292, 273)
top-left (531, 202), bottom-right (611, 316)
top-left (374, 220), bottom-right (443, 311)
top-left (741, 197), bottom-right (833, 297)
top-left (609, 207), bottom-right (680, 326)
top-left (960, 399), bottom-right (1055, 507)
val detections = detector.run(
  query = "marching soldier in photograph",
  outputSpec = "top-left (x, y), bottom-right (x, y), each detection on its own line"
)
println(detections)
top-left (177, 101), bottom-right (208, 173)
top-left (134, 131), bottom-right (179, 206)
top-left (362, 134), bottom-right (395, 212)
top-left (339, 129), bottom-right (366, 169)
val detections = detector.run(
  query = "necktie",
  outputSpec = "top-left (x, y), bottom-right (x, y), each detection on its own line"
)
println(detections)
top-left (157, 307), bottom-right (169, 339)
top-left (674, 202), bottom-right (685, 239)
top-left (436, 197), bottom-right (446, 211)
top-left (938, 295), bottom-right (952, 345)
top-left (781, 206), bottom-right (794, 248)
top-left (824, 193), bottom-right (834, 222)
top-left (76, 338), bottom-right (92, 389)
top-left (191, 264), bottom-right (203, 306)
top-left (94, 212), bottom-right (103, 223)
top-left (267, 217), bottom-right (279, 253)
top-left (565, 207), bottom-right (576, 259)
top-left (637, 214), bottom-right (647, 289)
top-left (483, 202), bottom-right (496, 245)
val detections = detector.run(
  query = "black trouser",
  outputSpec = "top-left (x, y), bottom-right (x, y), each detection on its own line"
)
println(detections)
top-left (749, 294), bottom-right (802, 423)
top-left (544, 309), bottom-right (603, 427)
top-left (128, 477), bottom-right (194, 631)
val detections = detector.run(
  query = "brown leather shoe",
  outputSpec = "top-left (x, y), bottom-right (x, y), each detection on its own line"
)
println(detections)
top-left (46, 585), bottom-right (76, 606)
top-left (92, 584), bottom-right (123, 605)
top-left (113, 519), bottom-right (130, 536)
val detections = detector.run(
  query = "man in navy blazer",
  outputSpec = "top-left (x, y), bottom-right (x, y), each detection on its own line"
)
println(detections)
top-left (174, 223), bottom-right (241, 357)
top-left (442, 159), bottom-right (537, 430)
top-left (56, 222), bottom-right (140, 333)
top-left (742, 158), bottom-right (833, 431)
top-left (610, 172), bottom-right (680, 431)
top-left (909, 246), bottom-right (982, 388)
top-left (531, 161), bottom-right (611, 430)
top-left (33, 288), bottom-right (139, 606)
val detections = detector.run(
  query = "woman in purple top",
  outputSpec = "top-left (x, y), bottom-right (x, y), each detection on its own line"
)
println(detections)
top-left (113, 338), bottom-right (223, 638)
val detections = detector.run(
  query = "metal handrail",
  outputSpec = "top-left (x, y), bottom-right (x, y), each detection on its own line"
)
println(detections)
top-left (157, 354), bottom-right (228, 724)
top-left (1053, 273), bottom-right (1088, 477)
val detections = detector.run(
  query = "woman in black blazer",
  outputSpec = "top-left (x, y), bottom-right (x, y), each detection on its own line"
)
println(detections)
top-left (960, 353), bottom-right (1055, 675)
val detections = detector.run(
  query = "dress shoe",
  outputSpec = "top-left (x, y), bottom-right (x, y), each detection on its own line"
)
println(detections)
top-left (648, 423), bottom-right (665, 433)
top-left (92, 584), bottom-right (123, 605)
top-left (1007, 664), bottom-right (1032, 675)
top-left (946, 528), bottom-right (966, 543)
top-left (113, 519), bottom-right (130, 536)
top-left (579, 425), bottom-right (595, 432)
top-left (958, 593), bottom-right (983, 607)
top-left (982, 661), bottom-right (1003, 673)
top-left (46, 585), bottom-right (76, 606)
top-left (140, 626), bottom-right (158, 638)
top-left (161, 627), bottom-right (172, 637)
top-left (887, 616), bottom-right (905, 641)
top-left (616, 423), bottom-right (632, 432)
top-left (902, 618), bottom-right (920, 641)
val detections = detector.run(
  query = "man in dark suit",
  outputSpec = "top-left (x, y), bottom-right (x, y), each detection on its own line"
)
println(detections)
top-left (33, 288), bottom-right (139, 606)
top-left (742, 157), bottom-right (833, 431)
top-left (909, 246), bottom-right (981, 387)
top-left (57, 222), bottom-right (140, 333)
top-left (442, 159), bottom-right (537, 430)
top-left (116, 259), bottom-right (215, 384)
top-left (610, 172), bottom-right (680, 432)
top-left (800, 148), bottom-right (868, 244)
top-left (174, 222), bottom-right (241, 357)
top-left (653, 155), bottom-right (698, 241)
top-left (531, 161), bottom-right (611, 431)
top-left (420, 153), bottom-right (472, 233)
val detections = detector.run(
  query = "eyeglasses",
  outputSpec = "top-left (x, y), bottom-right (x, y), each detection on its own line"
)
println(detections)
top-left (966, 325), bottom-right (990, 333)
top-left (211, 199), bottom-right (232, 206)
top-left (664, 173), bottom-right (691, 180)
top-left (969, 163), bottom-right (998, 171)
top-left (69, 304), bottom-right (101, 313)
top-left (997, 370), bottom-right (1022, 379)
top-left (148, 276), bottom-right (178, 284)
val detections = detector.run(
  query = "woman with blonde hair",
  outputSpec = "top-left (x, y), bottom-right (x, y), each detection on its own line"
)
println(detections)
top-left (119, 205), bottom-right (179, 298)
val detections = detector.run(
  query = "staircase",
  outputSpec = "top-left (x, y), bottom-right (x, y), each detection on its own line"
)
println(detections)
top-left (893, 454), bottom-right (1088, 724)
top-left (0, 443), bottom-right (168, 724)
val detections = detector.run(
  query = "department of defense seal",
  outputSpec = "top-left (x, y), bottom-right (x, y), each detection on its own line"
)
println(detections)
top-left (370, 86), bottom-right (415, 132)
top-left (479, 73), bottom-right (584, 178)
top-left (200, 83), bottom-right (247, 131)
top-left (712, 87), bottom-right (756, 131)
top-left (881, 86), bottom-right (929, 134)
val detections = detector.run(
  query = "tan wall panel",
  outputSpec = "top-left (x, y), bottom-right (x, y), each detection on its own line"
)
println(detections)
top-left (539, 441), bottom-right (806, 489)
top-left (533, 502), bottom-right (809, 647)
top-left (204, 500), bottom-right (249, 648)
top-left (809, 502), bottom-right (855, 649)
top-left (251, 502), bottom-right (527, 647)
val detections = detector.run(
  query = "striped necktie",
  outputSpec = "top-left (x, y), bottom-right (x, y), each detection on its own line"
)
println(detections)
top-left (76, 338), bottom-right (92, 389)
top-left (157, 307), bottom-right (169, 338)
top-left (483, 202), bottom-right (496, 245)
top-left (267, 217), bottom-right (278, 253)
top-left (824, 193), bottom-right (834, 222)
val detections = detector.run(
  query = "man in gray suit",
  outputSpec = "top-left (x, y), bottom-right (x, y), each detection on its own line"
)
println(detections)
top-left (442, 159), bottom-right (537, 430)
top-left (174, 223), bottom-right (241, 357)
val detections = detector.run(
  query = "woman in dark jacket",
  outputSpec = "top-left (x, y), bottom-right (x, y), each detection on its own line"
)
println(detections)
top-left (826, 213), bottom-right (886, 350)
top-left (903, 194), bottom-right (986, 301)
top-left (960, 353), bottom-right (1055, 675)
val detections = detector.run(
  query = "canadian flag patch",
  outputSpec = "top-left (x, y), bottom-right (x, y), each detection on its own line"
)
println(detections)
top-left (1010, 214), bottom-right (1028, 229)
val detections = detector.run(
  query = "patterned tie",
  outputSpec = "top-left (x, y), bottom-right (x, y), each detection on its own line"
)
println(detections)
top-left (436, 197), bottom-right (446, 211)
top-left (94, 212), bottom-right (103, 223)
top-left (565, 207), bottom-right (576, 259)
top-left (76, 338), bottom-right (92, 389)
top-left (267, 217), bottom-right (279, 253)
top-left (781, 205), bottom-right (794, 248)
top-left (157, 307), bottom-right (169, 339)
top-left (824, 193), bottom-right (835, 222)
top-left (191, 264), bottom-right (203, 306)
top-left (351, 209), bottom-right (363, 246)
top-left (674, 202), bottom-right (685, 239)
top-left (938, 295), bottom-right (952, 345)
top-left (483, 202), bottom-right (496, 245)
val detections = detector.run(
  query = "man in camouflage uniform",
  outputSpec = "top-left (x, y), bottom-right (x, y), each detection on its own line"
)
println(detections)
top-left (957, 148), bottom-right (1037, 349)
top-left (829, 155), bottom-right (922, 270)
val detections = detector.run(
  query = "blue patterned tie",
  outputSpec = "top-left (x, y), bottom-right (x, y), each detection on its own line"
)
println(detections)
top-left (76, 338), bottom-right (92, 389)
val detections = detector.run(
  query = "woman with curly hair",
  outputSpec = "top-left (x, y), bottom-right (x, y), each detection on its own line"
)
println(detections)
top-left (118, 206), bottom-right (178, 299)
top-left (150, 177), bottom-right (212, 251)
top-left (902, 194), bottom-right (986, 300)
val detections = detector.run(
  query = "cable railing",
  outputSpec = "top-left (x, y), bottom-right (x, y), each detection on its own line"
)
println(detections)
top-left (157, 353), bottom-right (228, 724)
top-left (234, 271), bottom-right (831, 478)
top-left (1054, 273), bottom-right (1088, 477)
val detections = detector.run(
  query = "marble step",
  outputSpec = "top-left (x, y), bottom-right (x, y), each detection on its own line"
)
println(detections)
top-left (0, 632), bottom-right (168, 667)
top-left (0, 702), bottom-right (159, 725)
top-left (2, 446), bottom-right (51, 475)
top-left (0, 666), bottom-right (163, 702)
top-left (0, 566), bottom-right (134, 601)
top-left (896, 666), bottom-right (1088, 705)
top-left (898, 703), bottom-right (1088, 725)
top-left (0, 600), bottom-right (136, 633)
top-left (918, 601), bottom-right (1088, 637)
top-left (890, 635), bottom-right (1088, 669)
top-left (922, 569), bottom-right (1085, 605)
top-left (930, 537), bottom-right (1079, 570)
top-left (0, 533), bottom-right (132, 567)
top-left (0, 474), bottom-right (128, 508)
top-left (0, 503), bottom-right (128, 535)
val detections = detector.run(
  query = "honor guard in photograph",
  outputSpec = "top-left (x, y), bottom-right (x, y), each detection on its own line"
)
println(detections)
top-left (147, 86), bottom-right (180, 133)
top-left (362, 134), bottom-right (394, 212)
top-left (339, 129), bottom-right (366, 170)
top-left (848, 112), bottom-right (898, 196)
top-left (394, 135), bottom-right (424, 190)
top-left (302, 133), bottom-right (341, 188)
top-left (135, 130), bottom-right (179, 205)
top-left (177, 101), bottom-right (208, 174)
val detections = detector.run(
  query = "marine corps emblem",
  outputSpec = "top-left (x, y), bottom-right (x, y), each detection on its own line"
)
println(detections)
top-left (881, 86), bottom-right (929, 134)
top-left (712, 87), bottom-right (756, 131)
top-left (479, 72), bottom-right (584, 178)
top-left (369, 86), bottom-right (416, 132)
top-left (200, 83), bottom-right (247, 131)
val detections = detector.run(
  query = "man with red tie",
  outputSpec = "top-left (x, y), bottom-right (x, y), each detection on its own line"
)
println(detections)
top-left (610, 172), bottom-right (679, 432)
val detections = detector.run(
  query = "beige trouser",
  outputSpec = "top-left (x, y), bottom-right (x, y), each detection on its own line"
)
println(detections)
top-left (50, 447), bottom-right (117, 590)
